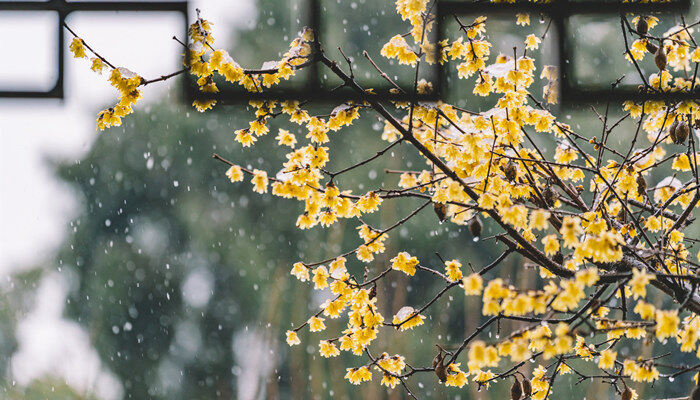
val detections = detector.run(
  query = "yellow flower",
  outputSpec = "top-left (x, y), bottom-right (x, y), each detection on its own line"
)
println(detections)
top-left (312, 266), bottom-right (329, 289)
top-left (525, 34), bottom-right (541, 50)
top-left (380, 35), bottom-right (418, 65)
top-left (96, 109), bottom-right (122, 130)
top-left (69, 38), bottom-right (87, 58)
top-left (560, 216), bottom-right (582, 248)
top-left (516, 13), bottom-right (530, 26)
top-left (634, 301), bottom-right (655, 320)
top-left (90, 57), bottom-right (105, 74)
top-left (322, 299), bottom-right (345, 318)
top-left (598, 349), bottom-right (616, 369)
top-left (193, 99), bottom-right (216, 113)
top-left (445, 259), bottom-right (463, 282)
top-left (575, 336), bottom-right (593, 360)
top-left (308, 316), bottom-right (326, 332)
top-left (376, 353), bottom-right (406, 375)
top-left (575, 268), bottom-right (599, 287)
top-left (290, 262), bottom-right (310, 282)
top-left (251, 169), bottom-right (269, 193)
top-left (225, 165), bottom-right (244, 182)
top-left (629, 268), bottom-right (654, 299)
top-left (542, 234), bottom-right (560, 256)
top-left (380, 374), bottom-right (400, 388)
top-left (679, 318), bottom-right (699, 352)
top-left (669, 229), bottom-right (684, 246)
top-left (468, 340), bottom-right (501, 369)
top-left (392, 306), bottom-right (425, 331)
top-left (655, 309), bottom-right (680, 340)
top-left (462, 273), bottom-right (483, 295)
top-left (319, 340), bottom-right (340, 357)
top-left (395, 0), bottom-right (429, 21)
top-left (398, 173), bottom-right (418, 189)
top-left (319, 210), bottom-right (337, 227)
top-left (474, 369), bottom-right (496, 387)
top-left (276, 129), bottom-right (297, 148)
top-left (235, 129), bottom-right (257, 147)
top-left (501, 204), bottom-right (528, 229)
top-left (391, 251), bottom-right (419, 276)
top-left (286, 330), bottom-right (301, 346)
top-left (530, 209), bottom-right (550, 230)
top-left (296, 213), bottom-right (316, 230)
top-left (644, 215), bottom-right (662, 232)
top-left (624, 359), bottom-right (659, 383)
top-left (249, 119), bottom-right (269, 136)
top-left (215, 52), bottom-right (244, 82)
top-left (672, 154), bottom-right (692, 171)
top-left (345, 366), bottom-right (372, 384)
top-left (473, 76), bottom-right (493, 96)
top-left (444, 363), bottom-right (468, 387)
top-left (357, 192), bottom-right (382, 213)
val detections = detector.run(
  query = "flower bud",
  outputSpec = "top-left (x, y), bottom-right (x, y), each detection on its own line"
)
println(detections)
top-left (621, 387), bottom-right (633, 400)
top-left (655, 43), bottom-right (667, 71)
top-left (645, 41), bottom-right (658, 53)
top-left (636, 17), bottom-right (648, 35)
top-left (675, 121), bottom-right (690, 144)
top-left (522, 379), bottom-right (532, 397)
top-left (669, 120), bottom-right (679, 143)
top-left (503, 161), bottom-right (518, 182)
top-left (433, 202), bottom-right (447, 223)
top-left (636, 174), bottom-right (647, 196)
top-left (469, 216), bottom-right (483, 239)
top-left (543, 185), bottom-right (557, 207)
top-left (510, 378), bottom-right (522, 400)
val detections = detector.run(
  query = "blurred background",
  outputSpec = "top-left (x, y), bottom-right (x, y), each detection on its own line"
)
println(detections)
top-left (1, 0), bottom-right (699, 399)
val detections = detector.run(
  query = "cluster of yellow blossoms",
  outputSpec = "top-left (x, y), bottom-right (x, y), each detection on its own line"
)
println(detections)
top-left (71, 0), bottom-right (700, 398)
top-left (187, 19), bottom-right (312, 112)
top-left (69, 38), bottom-right (143, 130)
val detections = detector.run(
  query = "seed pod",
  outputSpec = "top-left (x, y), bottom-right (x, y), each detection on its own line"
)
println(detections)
top-left (543, 185), bottom-right (557, 207)
top-left (433, 352), bottom-right (447, 382)
top-left (503, 161), bottom-right (518, 182)
top-left (655, 42), bottom-right (667, 71)
top-left (646, 41), bottom-right (658, 53)
top-left (675, 121), bottom-right (690, 144)
top-left (435, 362), bottom-right (447, 382)
top-left (621, 387), bottom-right (633, 400)
top-left (636, 17), bottom-right (649, 35)
top-left (669, 120), bottom-right (679, 143)
top-left (522, 379), bottom-right (532, 397)
top-left (433, 202), bottom-right (447, 223)
top-left (636, 174), bottom-right (647, 197)
top-left (617, 208), bottom-right (628, 224)
top-left (469, 216), bottom-right (483, 239)
top-left (691, 385), bottom-right (700, 400)
top-left (511, 378), bottom-right (523, 400)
